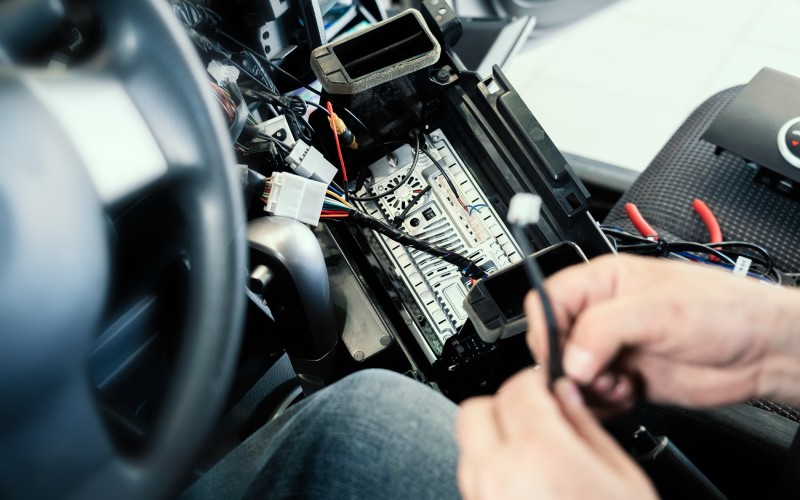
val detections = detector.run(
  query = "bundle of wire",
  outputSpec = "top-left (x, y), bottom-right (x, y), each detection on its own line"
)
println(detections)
top-left (320, 186), bottom-right (487, 280)
top-left (602, 226), bottom-right (780, 284)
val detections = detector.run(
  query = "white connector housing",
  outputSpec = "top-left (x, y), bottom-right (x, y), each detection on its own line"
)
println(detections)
top-left (507, 193), bottom-right (542, 225)
top-left (207, 60), bottom-right (240, 85)
top-left (263, 172), bottom-right (327, 226)
top-left (733, 256), bottom-right (752, 277)
top-left (285, 139), bottom-right (337, 185)
top-left (253, 115), bottom-right (295, 148)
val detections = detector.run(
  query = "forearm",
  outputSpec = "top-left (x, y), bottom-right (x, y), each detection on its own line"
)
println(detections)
top-left (757, 286), bottom-right (800, 405)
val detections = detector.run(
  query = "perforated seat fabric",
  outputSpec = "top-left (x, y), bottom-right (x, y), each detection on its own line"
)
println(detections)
top-left (604, 86), bottom-right (800, 274)
top-left (603, 86), bottom-right (800, 422)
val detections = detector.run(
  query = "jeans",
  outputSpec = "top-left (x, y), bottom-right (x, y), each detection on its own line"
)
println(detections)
top-left (182, 369), bottom-right (460, 499)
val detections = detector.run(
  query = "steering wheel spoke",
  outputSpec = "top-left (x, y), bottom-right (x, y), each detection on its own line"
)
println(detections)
top-left (26, 73), bottom-right (171, 208)
top-left (1, 0), bottom-right (247, 498)
top-left (0, 374), bottom-right (118, 500)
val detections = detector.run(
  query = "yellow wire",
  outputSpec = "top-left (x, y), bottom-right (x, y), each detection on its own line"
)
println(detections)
top-left (326, 190), bottom-right (353, 208)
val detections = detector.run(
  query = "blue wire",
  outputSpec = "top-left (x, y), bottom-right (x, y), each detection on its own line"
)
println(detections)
top-left (327, 184), bottom-right (344, 197)
top-left (600, 225), bottom-right (631, 233)
top-left (467, 204), bottom-right (488, 216)
top-left (675, 252), bottom-right (774, 283)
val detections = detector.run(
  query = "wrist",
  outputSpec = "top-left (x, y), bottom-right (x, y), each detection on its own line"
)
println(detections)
top-left (758, 287), bottom-right (800, 405)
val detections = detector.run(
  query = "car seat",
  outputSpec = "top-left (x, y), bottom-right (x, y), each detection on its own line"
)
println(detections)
top-left (602, 85), bottom-right (800, 498)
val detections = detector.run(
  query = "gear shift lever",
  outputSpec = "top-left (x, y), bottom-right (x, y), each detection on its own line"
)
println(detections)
top-left (247, 216), bottom-right (338, 394)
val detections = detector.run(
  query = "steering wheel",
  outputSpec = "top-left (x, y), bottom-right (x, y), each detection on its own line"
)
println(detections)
top-left (0, 1), bottom-right (246, 499)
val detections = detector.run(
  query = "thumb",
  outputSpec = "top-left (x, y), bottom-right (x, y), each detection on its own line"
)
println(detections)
top-left (554, 378), bottom-right (634, 471)
top-left (563, 295), bottom-right (668, 384)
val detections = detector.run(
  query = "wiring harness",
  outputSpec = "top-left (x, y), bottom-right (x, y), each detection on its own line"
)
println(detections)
top-left (609, 200), bottom-right (786, 284)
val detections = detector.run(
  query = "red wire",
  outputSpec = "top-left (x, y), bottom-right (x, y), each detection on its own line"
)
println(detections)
top-left (624, 203), bottom-right (658, 239)
top-left (326, 101), bottom-right (348, 184)
top-left (692, 199), bottom-right (722, 243)
top-left (321, 210), bottom-right (350, 218)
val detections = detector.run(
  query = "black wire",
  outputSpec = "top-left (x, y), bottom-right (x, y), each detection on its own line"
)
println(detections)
top-left (171, 0), bottom-right (221, 28)
top-left (255, 133), bottom-right (291, 154)
top-left (420, 145), bottom-right (464, 207)
top-left (241, 86), bottom-right (315, 141)
top-left (603, 228), bottom-right (781, 282)
top-left (393, 185), bottom-right (432, 227)
top-left (616, 243), bottom-right (660, 252)
top-left (614, 239), bottom-right (737, 265)
top-left (223, 58), bottom-right (313, 142)
top-left (511, 224), bottom-right (562, 387)
top-left (602, 228), bottom-right (651, 244)
top-left (349, 132), bottom-right (421, 202)
top-left (668, 242), bottom-right (737, 265)
top-left (330, 180), bottom-right (345, 194)
top-left (358, 140), bottom-right (406, 150)
top-left (227, 82), bottom-right (249, 142)
top-left (712, 241), bottom-right (774, 276)
top-left (345, 210), bottom-right (487, 279)
top-left (213, 27), bottom-right (380, 143)
top-left (300, 115), bottom-right (317, 139)
top-left (305, 100), bottom-right (330, 115)
top-left (239, 50), bottom-right (279, 94)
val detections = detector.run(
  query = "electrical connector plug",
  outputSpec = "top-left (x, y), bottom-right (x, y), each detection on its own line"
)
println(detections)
top-left (507, 193), bottom-right (542, 226)
top-left (207, 60), bottom-right (240, 85)
top-left (253, 115), bottom-right (295, 148)
top-left (329, 112), bottom-right (358, 149)
top-left (285, 139), bottom-right (337, 185)
top-left (263, 172), bottom-right (327, 226)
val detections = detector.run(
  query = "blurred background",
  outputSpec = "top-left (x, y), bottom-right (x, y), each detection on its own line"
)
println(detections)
top-left (502, 0), bottom-right (800, 182)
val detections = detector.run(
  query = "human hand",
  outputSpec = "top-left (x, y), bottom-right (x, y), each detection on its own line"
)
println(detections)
top-left (526, 254), bottom-right (800, 411)
top-left (456, 369), bottom-right (656, 500)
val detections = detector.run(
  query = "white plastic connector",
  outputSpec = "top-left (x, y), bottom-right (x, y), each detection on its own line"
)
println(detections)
top-left (207, 60), bottom-right (240, 85)
top-left (253, 115), bottom-right (295, 148)
top-left (733, 256), bottom-right (752, 278)
top-left (285, 139), bottom-right (337, 185)
top-left (507, 193), bottom-right (542, 226)
top-left (263, 172), bottom-right (327, 226)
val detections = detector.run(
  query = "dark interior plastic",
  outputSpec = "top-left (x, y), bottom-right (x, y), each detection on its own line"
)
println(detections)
top-left (333, 13), bottom-right (434, 79)
top-left (483, 243), bottom-right (587, 319)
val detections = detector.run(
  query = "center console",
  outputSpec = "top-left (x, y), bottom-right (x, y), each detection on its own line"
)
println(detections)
top-left (294, 1), bottom-right (612, 401)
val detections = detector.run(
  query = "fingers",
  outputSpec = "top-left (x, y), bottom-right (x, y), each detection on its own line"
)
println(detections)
top-left (523, 254), bottom-right (672, 396)
top-left (458, 369), bottom-right (657, 500)
top-left (582, 371), bottom-right (636, 418)
top-left (525, 254), bottom-right (625, 365)
top-left (494, 369), bottom-right (561, 440)
top-left (456, 397), bottom-right (502, 451)
top-left (554, 378), bottom-right (639, 473)
top-left (456, 397), bottom-right (501, 498)
top-left (458, 369), bottom-right (563, 500)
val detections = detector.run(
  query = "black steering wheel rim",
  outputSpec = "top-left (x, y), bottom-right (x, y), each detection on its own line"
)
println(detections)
top-left (0, 1), bottom-right (246, 499)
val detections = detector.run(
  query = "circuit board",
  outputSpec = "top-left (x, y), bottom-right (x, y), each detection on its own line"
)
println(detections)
top-left (355, 130), bottom-right (522, 356)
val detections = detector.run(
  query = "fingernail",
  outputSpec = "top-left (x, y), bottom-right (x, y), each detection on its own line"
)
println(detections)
top-left (611, 377), bottom-right (631, 398)
top-left (556, 378), bottom-right (583, 407)
top-left (593, 373), bottom-right (614, 392)
top-left (563, 345), bottom-right (597, 384)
